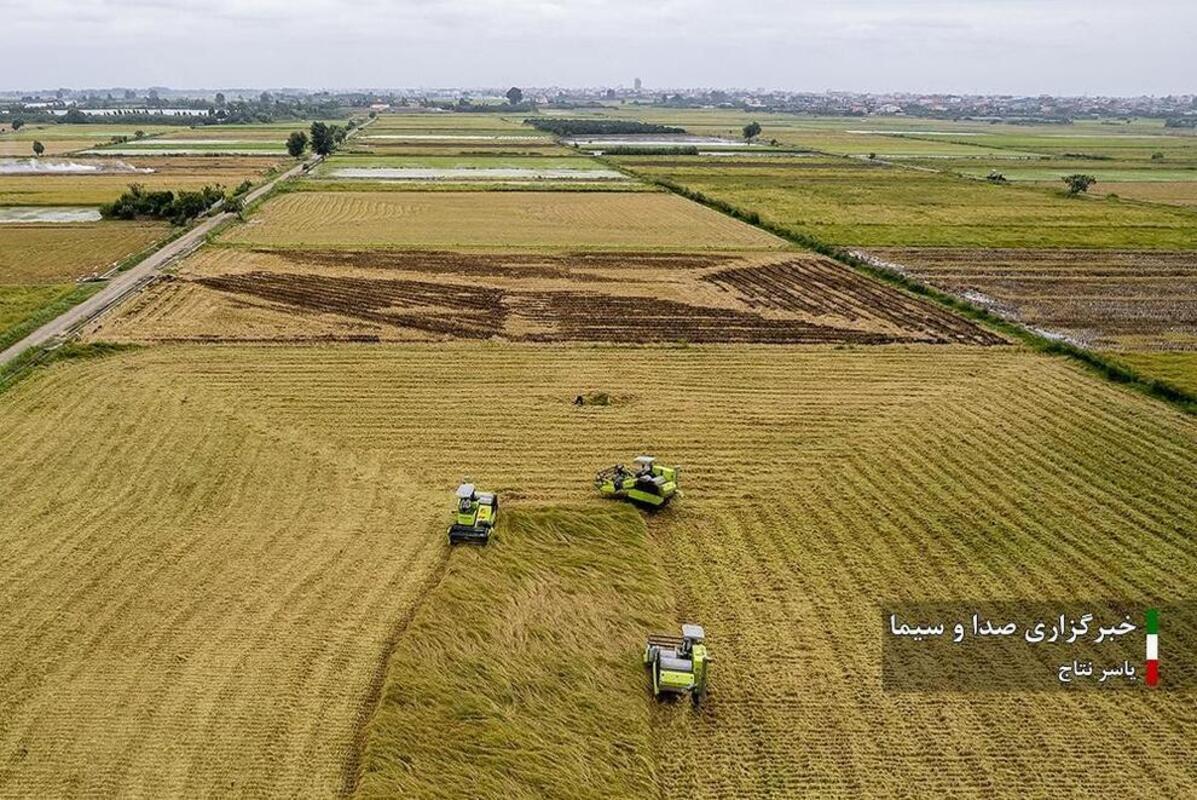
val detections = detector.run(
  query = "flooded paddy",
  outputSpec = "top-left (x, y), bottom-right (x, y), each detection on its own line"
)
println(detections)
top-left (0, 158), bottom-right (154, 175)
top-left (0, 206), bottom-right (102, 223)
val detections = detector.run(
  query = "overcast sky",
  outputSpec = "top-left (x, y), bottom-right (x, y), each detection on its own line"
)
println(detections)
top-left (1, 0), bottom-right (1191, 95)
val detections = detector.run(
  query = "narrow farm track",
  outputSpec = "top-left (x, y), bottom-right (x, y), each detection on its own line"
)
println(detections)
top-left (0, 156), bottom-right (318, 367)
top-left (2, 344), bottom-right (1194, 797)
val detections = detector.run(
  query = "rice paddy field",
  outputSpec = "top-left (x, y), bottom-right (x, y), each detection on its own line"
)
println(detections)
top-left (0, 123), bottom-right (177, 156)
top-left (2, 344), bottom-right (1194, 798)
top-left (221, 190), bottom-right (785, 250)
top-left (0, 156), bottom-right (283, 205)
top-left (89, 247), bottom-right (1000, 345)
top-left (0, 221), bottom-right (168, 350)
top-left (2, 109), bottom-right (1195, 799)
top-left (606, 114), bottom-right (1197, 388)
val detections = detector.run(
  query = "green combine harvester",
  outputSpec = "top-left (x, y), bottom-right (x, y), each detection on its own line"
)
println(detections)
top-left (644, 624), bottom-right (711, 705)
top-left (595, 455), bottom-right (679, 507)
top-left (447, 482), bottom-right (498, 545)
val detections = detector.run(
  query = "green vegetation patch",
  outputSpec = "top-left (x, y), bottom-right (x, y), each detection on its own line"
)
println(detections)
top-left (1106, 351), bottom-right (1197, 397)
top-left (0, 283), bottom-right (101, 352)
top-left (620, 156), bottom-right (1197, 248)
top-left (353, 506), bottom-right (673, 800)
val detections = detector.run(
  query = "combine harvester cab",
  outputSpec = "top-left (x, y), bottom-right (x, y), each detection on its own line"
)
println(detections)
top-left (644, 624), bottom-right (711, 705)
top-left (595, 455), bottom-right (679, 507)
top-left (448, 482), bottom-right (498, 545)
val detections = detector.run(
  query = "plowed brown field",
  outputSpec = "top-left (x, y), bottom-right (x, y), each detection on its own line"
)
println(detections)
top-left (89, 247), bottom-right (1003, 345)
top-left (859, 247), bottom-right (1197, 349)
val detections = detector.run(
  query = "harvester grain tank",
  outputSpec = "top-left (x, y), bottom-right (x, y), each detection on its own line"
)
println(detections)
top-left (644, 624), bottom-right (711, 704)
top-left (595, 455), bottom-right (679, 507)
top-left (447, 482), bottom-right (498, 544)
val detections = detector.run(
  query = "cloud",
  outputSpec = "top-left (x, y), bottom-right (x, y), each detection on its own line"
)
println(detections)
top-left (0, 0), bottom-right (1192, 93)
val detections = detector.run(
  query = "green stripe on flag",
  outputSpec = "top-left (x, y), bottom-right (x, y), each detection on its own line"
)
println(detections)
top-left (1146, 608), bottom-right (1159, 635)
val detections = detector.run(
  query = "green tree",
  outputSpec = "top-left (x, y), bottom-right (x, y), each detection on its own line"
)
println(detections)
top-left (32, 140), bottom-right (44, 157)
top-left (742, 121), bottom-right (762, 141)
top-left (215, 92), bottom-right (226, 107)
top-left (11, 119), bottom-right (23, 131)
top-left (1062, 174), bottom-right (1097, 195)
top-left (310, 122), bottom-right (335, 156)
top-left (134, 130), bottom-right (146, 139)
top-left (286, 130), bottom-right (308, 157)
top-left (506, 86), bottom-right (523, 105)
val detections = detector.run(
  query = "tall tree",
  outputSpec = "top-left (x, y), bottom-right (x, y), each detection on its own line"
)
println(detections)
top-left (1062, 174), bottom-right (1097, 196)
top-left (742, 121), bottom-right (762, 141)
top-left (505, 86), bottom-right (523, 105)
top-left (32, 140), bottom-right (45, 157)
top-left (310, 122), bottom-right (335, 156)
top-left (286, 131), bottom-right (308, 158)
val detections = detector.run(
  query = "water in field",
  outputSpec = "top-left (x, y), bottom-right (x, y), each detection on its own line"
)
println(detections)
top-left (0, 206), bottom-right (102, 223)
top-left (111, 139), bottom-right (271, 145)
top-left (327, 167), bottom-right (628, 181)
top-left (0, 158), bottom-right (154, 175)
top-left (363, 134), bottom-right (544, 141)
top-left (564, 134), bottom-right (750, 148)
top-left (96, 148), bottom-right (285, 156)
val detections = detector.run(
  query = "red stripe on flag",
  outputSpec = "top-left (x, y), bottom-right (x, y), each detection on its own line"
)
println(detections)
top-left (1146, 660), bottom-right (1159, 687)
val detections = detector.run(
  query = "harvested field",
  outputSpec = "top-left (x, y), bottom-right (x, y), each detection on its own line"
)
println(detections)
top-left (859, 247), bottom-right (1197, 349)
top-left (1085, 181), bottom-right (1197, 208)
top-left (0, 156), bottom-right (282, 205)
top-left (222, 191), bottom-right (784, 250)
top-left (0, 222), bottom-right (169, 284)
top-left (0, 346), bottom-right (450, 797)
top-left (0, 140), bottom-right (94, 157)
top-left (91, 247), bottom-right (1003, 345)
top-left (5, 345), bottom-right (1187, 796)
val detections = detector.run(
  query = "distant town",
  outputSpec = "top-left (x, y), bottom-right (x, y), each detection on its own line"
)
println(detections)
top-left (3, 85), bottom-right (1196, 125)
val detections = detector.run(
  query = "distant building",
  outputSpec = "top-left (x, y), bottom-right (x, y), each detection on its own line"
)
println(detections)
top-left (634, 77), bottom-right (643, 92)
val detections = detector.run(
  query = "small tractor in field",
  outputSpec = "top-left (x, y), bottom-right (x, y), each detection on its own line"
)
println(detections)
top-left (595, 456), bottom-right (679, 507)
top-left (644, 624), bottom-right (711, 705)
top-left (448, 482), bottom-right (498, 545)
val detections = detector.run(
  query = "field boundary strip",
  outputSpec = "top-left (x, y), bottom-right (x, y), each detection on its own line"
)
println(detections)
top-left (595, 154), bottom-right (1197, 416)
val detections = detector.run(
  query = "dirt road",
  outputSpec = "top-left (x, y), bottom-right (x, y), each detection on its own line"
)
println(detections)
top-left (0, 158), bottom-right (321, 367)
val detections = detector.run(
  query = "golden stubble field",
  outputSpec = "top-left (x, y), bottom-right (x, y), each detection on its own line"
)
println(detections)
top-left (1, 344), bottom-right (1194, 797)
top-left (221, 190), bottom-right (787, 250)
top-left (0, 222), bottom-right (169, 284)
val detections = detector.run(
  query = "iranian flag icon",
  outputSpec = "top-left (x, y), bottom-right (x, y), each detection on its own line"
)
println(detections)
top-left (1146, 608), bottom-right (1159, 688)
